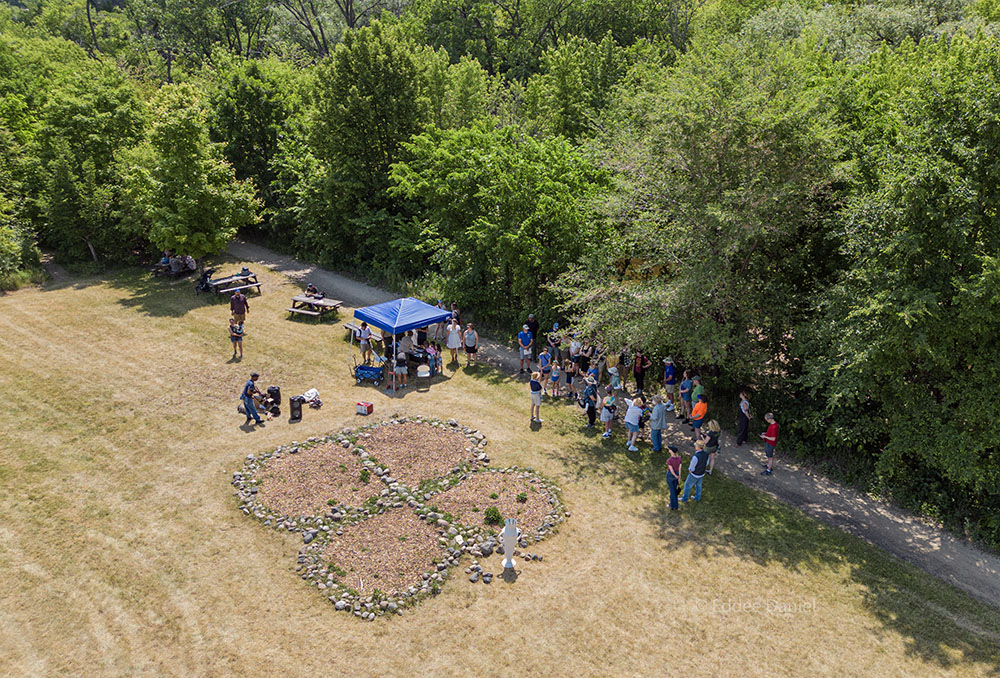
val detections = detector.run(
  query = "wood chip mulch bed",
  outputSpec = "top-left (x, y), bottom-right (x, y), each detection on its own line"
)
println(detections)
top-left (359, 421), bottom-right (475, 487)
top-left (431, 471), bottom-right (554, 535)
top-left (232, 417), bottom-right (568, 621)
top-left (255, 442), bottom-right (374, 517)
top-left (321, 510), bottom-right (443, 596)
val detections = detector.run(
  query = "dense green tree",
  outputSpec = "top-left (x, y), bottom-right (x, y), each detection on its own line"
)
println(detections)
top-left (801, 35), bottom-right (1000, 541)
top-left (131, 83), bottom-right (261, 263)
top-left (562, 39), bottom-right (844, 388)
top-left (390, 120), bottom-right (609, 324)
top-left (209, 59), bottom-right (297, 227)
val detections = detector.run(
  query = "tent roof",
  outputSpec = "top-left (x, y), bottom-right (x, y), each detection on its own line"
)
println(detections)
top-left (353, 297), bottom-right (452, 336)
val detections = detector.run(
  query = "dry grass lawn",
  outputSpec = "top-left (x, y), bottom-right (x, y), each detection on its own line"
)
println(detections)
top-left (1, 260), bottom-right (999, 677)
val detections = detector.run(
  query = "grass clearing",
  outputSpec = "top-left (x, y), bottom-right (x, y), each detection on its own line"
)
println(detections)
top-left (0, 262), bottom-right (998, 677)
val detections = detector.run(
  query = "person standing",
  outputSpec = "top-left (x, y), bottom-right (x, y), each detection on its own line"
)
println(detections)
top-left (582, 375), bottom-right (599, 428)
top-left (529, 371), bottom-right (543, 423)
top-left (549, 360), bottom-right (562, 397)
top-left (450, 302), bottom-right (461, 326)
top-left (230, 289), bottom-right (249, 324)
top-left (547, 323), bottom-right (563, 360)
top-left (517, 324), bottom-right (533, 374)
top-left (736, 391), bottom-right (752, 446)
top-left (760, 412), bottom-right (779, 476)
top-left (600, 386), bottom-right (616, 438)
top-left (463, 323), bottom-right (479, 367)
top-left (578, 340), bottom-right (593, 378)
top-left (632, 350), bottom-right (652, 395)
top-left (229, 318), bottom-right (244, 360)
top-left (356, 321), bottom-right (373, 363)
top-left (680, 441), bottom-right (709, 503)
top-left (433, 300), bottom-right (446, 340)
top-left (704, 420), bottom-right (720, 473)
top-left (649, 395), bottom-right (667, 453)
top-left (690, 394), bottom-right (708, 439)
top-left (662, 357), bottom-right (677, 412)
top-left (624, 396), bottom-right (644, 452)
top-left (568, 333), bottom-right (582, 374)
top-left (526, 313), bottom-right (541, 360)
top-left (666, 445), bottom-right (683, 510)
top-left (538, 346), bottom-right (553, 395)
top-left (678, 371), bottom-right (693, 421)
top-left (241, 372), bottom-right (263, 426)
top-left (446, 318), bottom-right (462, 363)
top-left (691, 375), bottom-right (705, 404)
top-left (393, 349), bottom-right (409, 389)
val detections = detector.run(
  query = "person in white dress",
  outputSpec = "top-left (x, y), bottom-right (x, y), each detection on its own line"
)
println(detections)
top-left (446, 318), bottom-right (462, 363)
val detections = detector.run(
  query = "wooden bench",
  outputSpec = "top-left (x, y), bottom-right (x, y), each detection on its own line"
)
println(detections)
top-left (287, 307), bottom-right (321, 317)
top-left (219, 282), bottom-right (262, 294)
top-left (345, 322), bottom-right (384, 346)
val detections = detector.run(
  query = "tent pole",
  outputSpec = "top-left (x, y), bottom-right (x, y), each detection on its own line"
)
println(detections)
top-left (393, 334), bottom-right (397, 392)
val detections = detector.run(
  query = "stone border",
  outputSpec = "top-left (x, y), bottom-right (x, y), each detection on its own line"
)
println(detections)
top-left (232, 417), bottom-right (568, 620)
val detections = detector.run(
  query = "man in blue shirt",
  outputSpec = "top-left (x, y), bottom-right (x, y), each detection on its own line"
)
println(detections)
top-left (518, 324), bottom-right (533, 374)
top-left (242, 372), bottom-right (264, 426)
top-left (662, 357), bottom-right (677, 412)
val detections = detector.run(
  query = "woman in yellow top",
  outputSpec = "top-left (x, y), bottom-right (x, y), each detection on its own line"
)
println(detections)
top-left (690, 394), bottom-right (708, 440)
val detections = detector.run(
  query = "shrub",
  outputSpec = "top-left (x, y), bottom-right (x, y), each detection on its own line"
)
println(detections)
top-left (484, 506), bottom-right (503, 525)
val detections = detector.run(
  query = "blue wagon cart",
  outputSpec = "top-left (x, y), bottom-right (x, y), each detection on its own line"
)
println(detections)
top-left (352, 357), bottom-right (383, 386)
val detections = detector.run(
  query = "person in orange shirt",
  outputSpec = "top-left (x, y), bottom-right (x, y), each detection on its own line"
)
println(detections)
top-left (690, 394), bottom-right (708, 440)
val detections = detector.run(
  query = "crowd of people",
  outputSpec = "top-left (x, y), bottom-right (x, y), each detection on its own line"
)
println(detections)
top-left (518, 315), bottom-right (781, 506)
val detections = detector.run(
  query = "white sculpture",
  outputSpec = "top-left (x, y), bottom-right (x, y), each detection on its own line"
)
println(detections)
top-left (502, 518), bottom-right (518, 569)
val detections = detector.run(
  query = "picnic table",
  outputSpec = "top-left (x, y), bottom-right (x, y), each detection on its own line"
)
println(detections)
top-left (287, 294), bottom-right (342, 319)
top-left (207, 272), bottom-right (262, 296)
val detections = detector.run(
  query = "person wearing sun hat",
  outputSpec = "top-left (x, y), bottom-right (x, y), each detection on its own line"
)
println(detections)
top-left (517, 324), bottom-right (533, 374)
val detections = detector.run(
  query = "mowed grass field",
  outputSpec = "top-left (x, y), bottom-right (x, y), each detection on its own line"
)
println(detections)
top-left (1, 262), bottom-right (999, 678)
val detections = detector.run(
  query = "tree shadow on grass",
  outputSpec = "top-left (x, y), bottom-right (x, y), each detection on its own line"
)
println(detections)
top-left (553, 435), bottom-right (1000, 673)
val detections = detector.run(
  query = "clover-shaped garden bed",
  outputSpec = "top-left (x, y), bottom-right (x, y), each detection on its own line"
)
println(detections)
top-left (232, 416), bottom-right (568, 621)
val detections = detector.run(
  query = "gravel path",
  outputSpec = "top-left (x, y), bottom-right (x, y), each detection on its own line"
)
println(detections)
top-left (228, 240), bottom-right (1000, 610)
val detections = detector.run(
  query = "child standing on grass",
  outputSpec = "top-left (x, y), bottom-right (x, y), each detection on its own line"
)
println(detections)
top-left (600, 386), bottom-right (616, 438)
top-left (538, 346), bottom-right (553, 394)
top-left (550, 361), bottom-right (561, 397)
top-left (529, 371), bottom-right (543, 423)
top-left (229, 318), bottom-right (244, 359)
top-left (564, 359), bottom-right (575, 396)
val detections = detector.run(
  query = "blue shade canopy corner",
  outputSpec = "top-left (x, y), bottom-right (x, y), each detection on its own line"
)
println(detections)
top-left (353, 297), bottom-right (452, 336)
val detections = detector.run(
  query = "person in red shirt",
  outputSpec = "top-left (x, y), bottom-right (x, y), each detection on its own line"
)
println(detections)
top-left (760, 412), bottom-right (779, 475)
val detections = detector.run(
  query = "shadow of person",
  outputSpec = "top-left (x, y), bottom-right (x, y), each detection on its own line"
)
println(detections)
top-left (529, 420), bottom-right (542, 432)
top-left (501, 568), bottom-right (519, 584)
top-left (239, 422), bottom-right (260, 433)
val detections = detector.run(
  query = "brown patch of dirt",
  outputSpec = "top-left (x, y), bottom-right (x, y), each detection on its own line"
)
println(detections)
top-left (361, 422), bottom-right (473, 487)
top-left (256, 443), bottom-right (375, 517)
top-left (432, 472), bottom-right (552, 534)
top-left (322, 510), bottom-right (442, 595)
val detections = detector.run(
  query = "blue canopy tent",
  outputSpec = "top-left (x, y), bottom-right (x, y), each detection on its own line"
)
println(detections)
top-left (354, 298), bottom-right (452, 387)
top-left (354, 297), bottom-right (452, 336)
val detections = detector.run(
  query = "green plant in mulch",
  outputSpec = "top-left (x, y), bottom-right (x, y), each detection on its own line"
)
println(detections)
top-left (516, 492), bottom-right (528, 503)
top-left (359, 468), bottom-right (371, 484)
top-left (484, 506), bottom-right (503, 525)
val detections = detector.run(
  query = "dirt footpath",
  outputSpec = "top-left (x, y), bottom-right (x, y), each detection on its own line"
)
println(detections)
top-left (229, 239), bottom-right (1000, 610)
